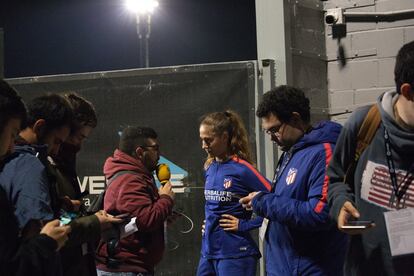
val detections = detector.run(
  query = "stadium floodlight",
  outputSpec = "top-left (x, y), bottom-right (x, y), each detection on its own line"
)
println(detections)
top-left (125, 0), bottom-right (159, 68)
top-left (125, 0), bottom-right (159, 15)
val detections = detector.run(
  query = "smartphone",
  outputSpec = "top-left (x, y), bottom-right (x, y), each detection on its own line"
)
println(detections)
top-left (113, 213), bottom-right (131, 224)
top-left (341, 220), bottom-right (375, 229)
top-left (59, 210), bottom-right (78, 226)
top-left (114, 213), bottom-right (130, 219)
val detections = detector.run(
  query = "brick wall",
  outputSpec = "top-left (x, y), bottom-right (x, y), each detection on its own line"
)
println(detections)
top-left (284, 0), bottom-right (414, 124)
top-left (324, 0), bottom-right (414, 123)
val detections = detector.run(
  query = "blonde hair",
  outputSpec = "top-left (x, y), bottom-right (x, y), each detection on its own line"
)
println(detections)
top-left (200, 110), bottom-right (253, 169)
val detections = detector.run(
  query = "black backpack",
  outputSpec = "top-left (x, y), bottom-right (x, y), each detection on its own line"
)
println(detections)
top-left (89, 170), bottom-right (140, 269)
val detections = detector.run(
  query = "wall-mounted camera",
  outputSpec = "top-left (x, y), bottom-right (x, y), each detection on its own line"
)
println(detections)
top-left (325, 8), bottom-right (345, 25)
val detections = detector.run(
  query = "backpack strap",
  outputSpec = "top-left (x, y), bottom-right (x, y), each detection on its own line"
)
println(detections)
top-left (106, 170), bottom-right (139, 187)
top-left (86, 170), bottom-right (139, 215)
top-left (354, 104), bottom-right (381, 161)
top-left (344, 104), bottom-right (381, 184)
top-left (101, 170), bottom-right (139, 269)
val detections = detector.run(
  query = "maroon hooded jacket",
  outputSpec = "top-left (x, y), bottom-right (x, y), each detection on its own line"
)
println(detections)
top-left (96, 149), bottom-right (174, 273)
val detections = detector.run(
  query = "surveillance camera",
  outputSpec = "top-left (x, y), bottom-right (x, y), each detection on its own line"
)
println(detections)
top-left (325, 8), bottom-right (344, 25)
top-left (325, 14), bottom-right (335, 24)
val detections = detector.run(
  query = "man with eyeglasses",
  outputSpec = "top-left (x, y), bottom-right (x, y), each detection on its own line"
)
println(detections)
top-left (240, 85), bottom-right (347, 275)
top-left (96, 126), bottom-right (175, 276)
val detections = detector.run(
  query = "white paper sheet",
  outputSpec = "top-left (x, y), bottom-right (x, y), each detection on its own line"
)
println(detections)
top-left (384, 208), bottom-right (414, 257)
top-left (120, 217), bottom-right (138, 238)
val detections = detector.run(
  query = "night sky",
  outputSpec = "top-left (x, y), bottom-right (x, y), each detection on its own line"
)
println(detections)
top-left (0, 0), bottom-right (257, 78)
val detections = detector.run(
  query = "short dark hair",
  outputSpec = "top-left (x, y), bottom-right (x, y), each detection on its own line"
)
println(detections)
top-left (256, 85), bottom-right (310, 123)
top-left (27, 94), bottom-right (74, 133)
top-left (119, 126), bottom-right (158, 156)
top-left (0, 80), bottom-right (27, 133)
top-left (64, 92), bottom-right (97, 129)
top-left (394, 41), bottom-right (414, 93)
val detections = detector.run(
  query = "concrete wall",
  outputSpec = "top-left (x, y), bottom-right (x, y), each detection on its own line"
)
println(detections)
top-left (285, 0), bottom-right (328, 123)
top-left (324, 0), bottom-right (414, 124)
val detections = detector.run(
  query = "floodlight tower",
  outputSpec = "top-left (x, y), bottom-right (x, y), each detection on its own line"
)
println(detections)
top-left (125, 0), bottom-right (159, 68)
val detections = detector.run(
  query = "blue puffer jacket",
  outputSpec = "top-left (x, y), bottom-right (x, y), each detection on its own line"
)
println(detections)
top-left (252, 121), bottom-right (347, 276)
top-left (0, 142), bottom-right (54, 229)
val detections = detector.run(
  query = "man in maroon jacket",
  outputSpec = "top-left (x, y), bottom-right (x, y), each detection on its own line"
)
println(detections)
top-left (96, 126), bottom-right (175, 276)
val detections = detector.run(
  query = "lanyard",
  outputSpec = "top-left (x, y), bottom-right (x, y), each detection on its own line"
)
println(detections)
top-left (383, 127), bottom-right (413, 203)
top-left (272, 150), bottom-right (292, 191)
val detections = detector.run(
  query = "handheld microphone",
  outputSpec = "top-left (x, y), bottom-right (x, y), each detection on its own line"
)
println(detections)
top-left (156, 163), bottom-right (172, 246)
top-left (156, 164), bottom-right (194, 237)
top-left (156, 163), bottom-right (171, 185)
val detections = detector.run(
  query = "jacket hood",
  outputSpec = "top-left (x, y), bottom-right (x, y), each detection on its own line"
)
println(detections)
top-left (14, 144), bottom-right (47, 156)
top-left (293, 121), bottom-right (342, 151)
top-left (103, 149), bottom-right (150, 179)
top-left (12, 136), bottom-right (48, 161)
top-left (378, 91), bottom-right (414, 155)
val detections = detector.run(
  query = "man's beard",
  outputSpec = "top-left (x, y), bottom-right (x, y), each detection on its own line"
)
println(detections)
top-left (274, 138), bottom-right (291, 152)
top-left (143, 156), bottom-right (158, 173)
top-left (147, 162), bottom-right (157, 173)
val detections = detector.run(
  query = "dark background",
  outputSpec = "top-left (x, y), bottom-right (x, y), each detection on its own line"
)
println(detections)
top-left (2, 2), bottom-right (259, 273)
top-left (9, 61), bottom-right (258, 275)
top-left (0, 0), bottom-right (257, 78)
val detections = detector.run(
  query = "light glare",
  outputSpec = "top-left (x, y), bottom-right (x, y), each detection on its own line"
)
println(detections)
top-left (125, 0), bottom-right (159, 14)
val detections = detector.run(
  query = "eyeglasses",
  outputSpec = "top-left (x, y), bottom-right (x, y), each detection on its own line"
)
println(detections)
top-left (264, 123), bottom-right (285, 136)
top-left (140, 144), bottom-right (160, 151)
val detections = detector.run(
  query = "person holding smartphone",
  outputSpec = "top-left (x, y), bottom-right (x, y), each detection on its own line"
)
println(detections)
top-left (197, 110), bottom-right (271, 276)
top-left (50, 93), bottom-right (123, 276)
top-left (0, 80), bottom-right (71, 276)
top-left (328, 41), bottom-right (414, 275)
top-left (240, 86), bottom-right (347, 275)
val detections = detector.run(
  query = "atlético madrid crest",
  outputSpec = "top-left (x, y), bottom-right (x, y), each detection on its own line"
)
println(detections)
top-left (286, 168), bottom-right (298, 185)
top-left (223, 178), bottom-right (232, 189)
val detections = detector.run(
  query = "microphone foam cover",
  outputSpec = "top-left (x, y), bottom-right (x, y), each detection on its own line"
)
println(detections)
top-left (156, 163), bottom-right (171, 185)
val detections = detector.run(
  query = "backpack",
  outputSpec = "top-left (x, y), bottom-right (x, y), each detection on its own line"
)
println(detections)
top-left (86, 170), bottom-right (139, 214)
top-left (344, 104), bottom-right (381, 185)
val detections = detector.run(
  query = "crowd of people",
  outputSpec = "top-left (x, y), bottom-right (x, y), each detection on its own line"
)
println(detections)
top-left (0, 41), bottom-right (413, 276)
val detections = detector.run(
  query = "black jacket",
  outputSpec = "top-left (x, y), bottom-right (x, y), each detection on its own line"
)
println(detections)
top-left (0, 185), bottom-right (59, 276)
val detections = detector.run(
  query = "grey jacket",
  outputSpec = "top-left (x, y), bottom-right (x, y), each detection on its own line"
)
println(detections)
top-left (327, 91), bottom-right (414, 275)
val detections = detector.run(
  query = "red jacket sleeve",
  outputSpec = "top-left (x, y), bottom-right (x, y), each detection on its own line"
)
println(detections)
top-left (115, 175), bottom-right (174, 232)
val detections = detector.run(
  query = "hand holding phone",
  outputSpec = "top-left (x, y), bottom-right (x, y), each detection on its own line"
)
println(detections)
top-left (59, 210), bottom-right (78, 226)
top-left (95, 210), bottom-right (127, 231)
top-left (115, 213), bottom-right (132, 223)
top-left (114, 213), bottom-right (131, 220)
top-left (41, 220), bottom-right (71, 250)
top-left (341, 220), bottom-right (375, 229)
top-left (337, 201), bottom-right (375, 234)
